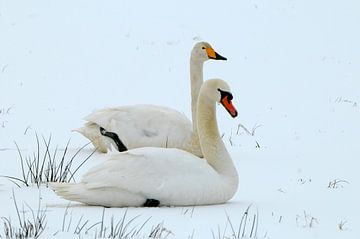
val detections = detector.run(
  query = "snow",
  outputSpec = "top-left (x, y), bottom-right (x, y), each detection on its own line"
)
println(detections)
top-left (1, 0), bottom-right (360, 238)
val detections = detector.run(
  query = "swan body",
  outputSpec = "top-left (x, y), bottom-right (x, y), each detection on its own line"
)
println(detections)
top-left (76, 105), bottom-right (201, 156)
top-left (75, 42), bottom-right (226, 156)
top-left (51, 79), bottom-right (239, 207)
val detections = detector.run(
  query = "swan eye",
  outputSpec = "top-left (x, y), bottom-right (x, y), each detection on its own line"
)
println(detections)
top-left (218, 89), bottom-right (233, 103)
top-left (202, 47), bottom-right (206, 50)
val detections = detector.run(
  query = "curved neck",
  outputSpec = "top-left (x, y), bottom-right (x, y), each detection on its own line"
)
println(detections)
top-left (190, 58), bottom-right (204, 134)
top-left (196, 93), bottom-right (237, 177)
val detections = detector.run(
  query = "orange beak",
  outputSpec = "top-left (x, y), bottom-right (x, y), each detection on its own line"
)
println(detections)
top-left (206, 48), bottom-right (217, 59)
top-left (221, 96), bottom-right (238, 118)
top-left (206, 48), bottom-right (227, 60)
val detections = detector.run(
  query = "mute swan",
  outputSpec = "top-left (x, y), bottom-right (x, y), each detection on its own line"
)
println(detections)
top-left (75, 42), bottom-right (226, 157)
top-left (51, 79), bottom-right (239, 207)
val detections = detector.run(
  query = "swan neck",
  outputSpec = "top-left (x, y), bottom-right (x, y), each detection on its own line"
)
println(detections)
top-left (197, 94), bottom-right (236, 176)
top-left (190, 58), bottom-right (204, 134)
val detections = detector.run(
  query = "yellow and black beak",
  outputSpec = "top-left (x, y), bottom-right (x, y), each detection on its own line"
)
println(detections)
top-left (206, 48), bottom-right (227, 60)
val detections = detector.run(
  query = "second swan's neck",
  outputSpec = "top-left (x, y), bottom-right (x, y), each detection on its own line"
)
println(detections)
top-left (196, 93), bottom-right (237, 178)
top-left (190, 58), bottom-right (204, 134)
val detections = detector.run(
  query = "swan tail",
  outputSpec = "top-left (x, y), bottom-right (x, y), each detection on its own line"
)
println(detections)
top-left (50, 182), bottom-right (147, 207)
top-left (49, 182), bottom-right (90, 203)
top-left (72, 122), bottom-right (109, 153)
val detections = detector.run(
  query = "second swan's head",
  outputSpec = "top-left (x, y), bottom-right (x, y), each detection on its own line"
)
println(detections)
top-left (191, 42), bottom-right (227, 62)
top-left (202, 79), bottom-right (238, 118)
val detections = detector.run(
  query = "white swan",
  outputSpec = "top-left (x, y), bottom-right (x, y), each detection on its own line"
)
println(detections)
top-left (75, 42), bottom-right (226, 157)
top-left (51, 79), bottom-right (239, 207)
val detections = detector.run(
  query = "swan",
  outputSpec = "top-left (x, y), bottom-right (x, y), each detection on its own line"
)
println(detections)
top-left (75, 42), bottom-right (227, 157)
top-left (51, 79), bottom-right (239, 207)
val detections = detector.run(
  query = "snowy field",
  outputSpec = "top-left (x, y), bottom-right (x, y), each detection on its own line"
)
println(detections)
top-left (1, 0), bottom-right (360, 238)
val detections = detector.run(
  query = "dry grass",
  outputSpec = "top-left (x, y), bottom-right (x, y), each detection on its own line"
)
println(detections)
top-left (1, 190), bottom-right (47, 239)
top-left (1, 134), bottom-right (95, 187)
top-left (212, 205), bottom-right (259, 239)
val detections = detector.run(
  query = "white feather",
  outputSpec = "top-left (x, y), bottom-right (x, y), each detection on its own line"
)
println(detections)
top-left (51, 79), bottom-right (239, 207)
top-left (75, 42), bottom-right (226, 157)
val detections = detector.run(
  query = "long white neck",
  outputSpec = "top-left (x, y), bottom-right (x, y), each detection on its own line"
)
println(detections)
top-left (190, 57), bottom-right (204, 134)
top-left (196, 91), bottom-right (238, 181)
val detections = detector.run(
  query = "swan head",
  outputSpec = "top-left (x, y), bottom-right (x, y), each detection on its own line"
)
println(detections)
top-left (202, 79), bottom-right (238, 118)
top-left (191, 42), bottom-right (227, 62)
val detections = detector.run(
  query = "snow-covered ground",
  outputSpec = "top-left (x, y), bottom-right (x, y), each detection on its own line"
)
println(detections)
top-left (1, 0), bottom-right (359, 238)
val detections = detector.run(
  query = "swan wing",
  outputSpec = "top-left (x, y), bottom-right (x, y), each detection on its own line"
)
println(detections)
top-left (83, 105), bottom-right (194, 149)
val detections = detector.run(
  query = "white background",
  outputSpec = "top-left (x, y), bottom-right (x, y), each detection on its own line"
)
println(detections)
top-left (1, 0), bottom-right (359, 238)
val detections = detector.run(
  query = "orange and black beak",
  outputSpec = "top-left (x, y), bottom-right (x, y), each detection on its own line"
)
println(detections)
top-left (206, 48), bottom-right (227, 60)
top-left (219, 89), bottom-right (238, 118)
